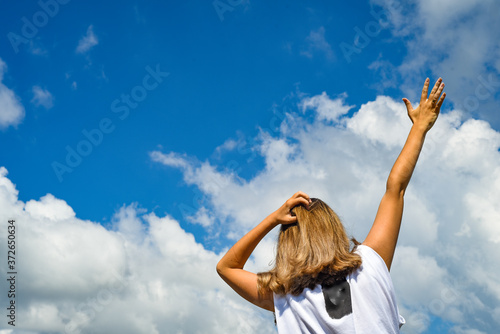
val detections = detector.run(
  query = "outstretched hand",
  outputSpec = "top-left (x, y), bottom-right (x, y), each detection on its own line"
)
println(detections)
top-left (271, 191), bottom-right (311, 225)
top-left (403, 78), bottom-right (446, 133)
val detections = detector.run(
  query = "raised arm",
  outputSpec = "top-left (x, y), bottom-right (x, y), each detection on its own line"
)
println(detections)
top-left (363, 78), bottom-right (446, 270)
top-left (216, 192), bottom-right (311, 311)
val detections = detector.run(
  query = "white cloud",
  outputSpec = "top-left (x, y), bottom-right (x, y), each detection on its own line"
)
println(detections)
top-left (347, 95), bottom-right (410, 148)
top-left (150, 151), bottom-right (190, 170)
top-left (187, 206), bottom-right (215, 227)
top-left (451, 328), bottom-right (488, 334)
top-left (301, 26), bottom-right (335, 60)
top-left (369, 0), bottom-right (500, 124)
top-left (25, 194), bottom-right (75, 221)
top-left (0, 168), bottom-right (275, 334)
top-left (391, 246), bottom-right (454, 314)
top-left (301, 92), bottom-right (353, 123)
top-left (153, 91), bottom-right (500, 333)
top-left (2, 88), bottom-right (499, 332)
top-left (0, 59), bottom-right (25, 129)
top-left (214, 138), bottom-right (239, 154)
top-left (76, 25), bottom-right (99, 54)
top-left (31, 86), bottom-right (54, 109)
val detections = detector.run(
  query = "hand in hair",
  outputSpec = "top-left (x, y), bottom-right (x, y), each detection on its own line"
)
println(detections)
top-left (216, 191), bottom-right (311, 312)
top-left (403, 77), bottom-right (446, 133)
top-left (270, 191), bottom-right (312, 225)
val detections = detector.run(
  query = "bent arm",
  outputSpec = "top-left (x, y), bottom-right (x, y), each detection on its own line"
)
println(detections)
top-left (216, 215), bottom-right (278, 311)
top-left (363, 78), bottom-right (446, 270)
top-left (216, 192), bottom-right (310, 311)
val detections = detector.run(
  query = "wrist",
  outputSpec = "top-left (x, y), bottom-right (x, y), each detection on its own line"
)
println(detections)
top-left (264, 212), bottom-right (282, 229)
top-left (411, 123), bottom-right (429, 135)
top-left (268, 213), bottom-right (281, 227)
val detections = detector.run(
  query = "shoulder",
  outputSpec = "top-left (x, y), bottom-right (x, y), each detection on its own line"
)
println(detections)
top-left (354, 245), bottom-right (390, 275)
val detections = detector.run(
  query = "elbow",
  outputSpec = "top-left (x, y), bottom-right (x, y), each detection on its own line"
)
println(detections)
top-left (216, 261), bottom-right (222, 276)
top-left (216, 260), bottom-right (226, 278)
top-left (386, 177), bottom-right (406, 198)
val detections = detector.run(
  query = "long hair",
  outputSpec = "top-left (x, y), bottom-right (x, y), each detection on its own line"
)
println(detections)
top-left (257, 198), bottom-right (362, 296)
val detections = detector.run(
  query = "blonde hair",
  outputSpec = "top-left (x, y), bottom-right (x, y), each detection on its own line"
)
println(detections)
top-left (257, 198), bottom-right (362, 296)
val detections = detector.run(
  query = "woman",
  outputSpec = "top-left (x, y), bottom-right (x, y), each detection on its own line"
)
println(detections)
top-left (217, 78), bottom-right (446, 333)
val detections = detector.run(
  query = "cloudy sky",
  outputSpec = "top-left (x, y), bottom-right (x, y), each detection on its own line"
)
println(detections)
top-left (0, 0), bottom-right (499, 333)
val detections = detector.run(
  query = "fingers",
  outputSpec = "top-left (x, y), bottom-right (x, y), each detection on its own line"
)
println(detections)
top-left (276, 192), bottom-right (312, 225)
top-left (429, 78), bottom-right (442, 97)
top-left (286, 192), bottom-right (311, 217)
top-left (292, 191), bottom-right (309, 198)
top-left (289, 191), bottom-right (311, 208)
top-left (402, 98), bottom-right (413, 112)
top-left (420, 78), bottom-right (430, 104)
top-left (436, 92), bottom-right (446, 109)
top-left (429, 78), bottom-right (443, 104)
top-left (282, 213), bottom-right (298, 224)
top-left (433, 82), bottom-right (445, 103)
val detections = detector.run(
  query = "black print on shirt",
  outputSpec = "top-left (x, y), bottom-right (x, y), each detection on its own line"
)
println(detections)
top-left (322, 279), bottom-right (353, 319)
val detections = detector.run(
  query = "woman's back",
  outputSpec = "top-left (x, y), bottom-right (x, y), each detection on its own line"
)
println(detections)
top-left (274, 245), bottom-right (405, 333)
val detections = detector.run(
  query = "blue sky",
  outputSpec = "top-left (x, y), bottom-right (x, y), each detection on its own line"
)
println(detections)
top-left (0, 0), bottom-right (403, 224)
top-left (1, 1), bottom-right (499, 333)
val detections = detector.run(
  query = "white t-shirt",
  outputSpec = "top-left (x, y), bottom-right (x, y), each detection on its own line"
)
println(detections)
top-left (273, 245), bottom-right (405, 333)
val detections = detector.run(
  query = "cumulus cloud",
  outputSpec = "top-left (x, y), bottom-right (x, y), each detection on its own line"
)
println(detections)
top-left (369, 0), bottom-right (500, 124)
top-left (153, 91), bottom-right (500, 333)
top-left (0, 59), bottom-right (25, 130)
top-left (0, 167), bottom-right (275, 333)
top-left (301, 92), bottom-right (354, 123)
top-left (2, 88), bottom-right (499, 333)
top-left (31, 86), bottom-right (54, 109)
top-left (76, 25), bottom-right (99, 54)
